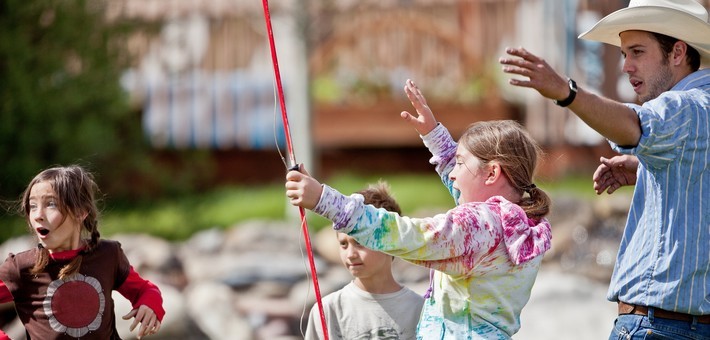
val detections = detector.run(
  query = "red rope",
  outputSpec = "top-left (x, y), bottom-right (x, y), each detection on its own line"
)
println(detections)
top-left (260, 1), bottom-right (329, 339)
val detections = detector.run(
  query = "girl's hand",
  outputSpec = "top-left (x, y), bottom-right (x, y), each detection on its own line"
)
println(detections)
top-left (285, 164), bottom-right (323, 210)
top-left (122, 305), bottom-right (161, 339)
top-left (400, 79), bottom-right (438, 136)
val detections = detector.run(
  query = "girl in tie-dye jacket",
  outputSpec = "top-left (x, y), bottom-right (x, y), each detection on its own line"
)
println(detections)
top-left (285, 79), bottom-right (552, 339)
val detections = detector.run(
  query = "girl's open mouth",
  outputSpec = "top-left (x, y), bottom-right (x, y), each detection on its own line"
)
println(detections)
top-left (37, 228), bottom-right (49, 236)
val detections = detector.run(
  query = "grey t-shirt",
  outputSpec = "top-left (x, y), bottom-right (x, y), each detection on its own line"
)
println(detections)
top-left (305, 281), bottom-right (424, 340)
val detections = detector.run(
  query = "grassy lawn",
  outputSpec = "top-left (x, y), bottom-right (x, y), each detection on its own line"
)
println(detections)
top-left (0, 172), bottom-right (610, 243)
top-left (98, 172), bottom-right (458, 241)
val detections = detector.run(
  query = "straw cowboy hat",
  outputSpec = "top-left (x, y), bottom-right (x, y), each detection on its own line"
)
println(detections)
top-left (579, 0), bottom-right (710, 68)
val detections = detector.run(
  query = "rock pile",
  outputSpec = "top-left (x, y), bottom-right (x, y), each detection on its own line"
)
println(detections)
top-left (0, 192), bottom-right (631, 339)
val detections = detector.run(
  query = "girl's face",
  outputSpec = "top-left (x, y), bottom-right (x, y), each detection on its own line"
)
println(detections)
top-left (28, 181), bottom-right (83, 253)
top-left (450, 144), bottom-right (490, 204)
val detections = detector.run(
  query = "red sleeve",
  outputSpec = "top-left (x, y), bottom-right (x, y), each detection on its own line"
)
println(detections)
top-left (0, 280), bottom-right (12, 340)
top-left (1, 269), bottom-right (15, 340)
top-left (0, 279), bottom-right (12, 304)
top-left (117, 266), bottom-right (165, 321)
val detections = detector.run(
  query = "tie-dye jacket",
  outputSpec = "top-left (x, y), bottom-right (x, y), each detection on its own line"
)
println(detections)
top-left (313, 123), bottom-right (552, 339)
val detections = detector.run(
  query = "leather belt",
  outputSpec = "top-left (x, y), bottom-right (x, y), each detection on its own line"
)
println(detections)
top-left (618, 301), bottom-right (710, 324)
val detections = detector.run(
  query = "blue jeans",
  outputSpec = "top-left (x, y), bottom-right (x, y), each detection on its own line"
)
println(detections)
top-left (609, 309), bottom-right (710, 340)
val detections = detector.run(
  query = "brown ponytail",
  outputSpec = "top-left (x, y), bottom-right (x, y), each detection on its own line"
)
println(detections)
top-left (518, 185), bottom-right (551, 221)
top-left (30, 244), bottom-right (50, 275)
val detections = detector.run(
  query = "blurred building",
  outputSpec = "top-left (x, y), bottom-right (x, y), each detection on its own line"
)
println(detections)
top-left (111, 0), bottom-right (709, 181)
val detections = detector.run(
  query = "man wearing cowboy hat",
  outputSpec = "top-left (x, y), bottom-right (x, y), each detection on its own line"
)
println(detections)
top-left (499, 0), bottom-right (710, 338)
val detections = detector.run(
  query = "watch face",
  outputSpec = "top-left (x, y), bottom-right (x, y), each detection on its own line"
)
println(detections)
top-left (555, 79), bottom-right (577, 107)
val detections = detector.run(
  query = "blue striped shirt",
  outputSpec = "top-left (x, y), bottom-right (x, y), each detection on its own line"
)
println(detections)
top-left (608, 68), bottom-right (710, 315)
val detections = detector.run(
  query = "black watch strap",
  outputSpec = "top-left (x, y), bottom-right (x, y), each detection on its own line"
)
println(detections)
top-left (554, 78), bottom-right (577, 107)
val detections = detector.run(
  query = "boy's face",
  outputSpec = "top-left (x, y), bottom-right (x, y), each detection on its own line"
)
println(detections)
top-left (337, 232), bottom-right (392, 279)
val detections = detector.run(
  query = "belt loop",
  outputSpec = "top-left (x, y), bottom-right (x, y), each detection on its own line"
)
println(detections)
top-left (691, 316), bottom-right (698, 331)
top-left (648, 307), bottom-right (655, 323)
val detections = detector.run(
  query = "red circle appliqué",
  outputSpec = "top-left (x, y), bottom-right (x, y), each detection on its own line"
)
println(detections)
top-left (43, 274), bottom-right (105, 337)
top-left (51, 280), bottom-right (101, 327)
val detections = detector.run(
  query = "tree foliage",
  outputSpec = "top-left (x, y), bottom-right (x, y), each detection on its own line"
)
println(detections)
top-left (0, 0), bottom-right (213, 203)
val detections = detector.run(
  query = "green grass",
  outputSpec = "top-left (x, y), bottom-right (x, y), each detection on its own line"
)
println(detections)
top-left (0, 172), bottom-right (612, 243)
top-left (538, 173), bottom-right (634, 199)
top-left (100, 185), bottom-right (289, 240)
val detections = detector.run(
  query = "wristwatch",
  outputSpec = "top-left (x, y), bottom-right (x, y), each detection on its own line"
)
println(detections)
top-left (554, 78), bottom-right (577, 107)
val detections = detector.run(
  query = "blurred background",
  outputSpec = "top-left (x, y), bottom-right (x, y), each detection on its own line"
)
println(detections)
top-left (1, 0), bottom-right (708, 339)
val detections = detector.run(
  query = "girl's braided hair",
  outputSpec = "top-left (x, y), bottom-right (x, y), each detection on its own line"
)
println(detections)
top-left (20, 165), bottom-right (101, 279)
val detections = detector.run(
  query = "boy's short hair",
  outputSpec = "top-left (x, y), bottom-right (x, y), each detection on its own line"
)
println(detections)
top-left (357, 181), bottom-right (401, 214)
